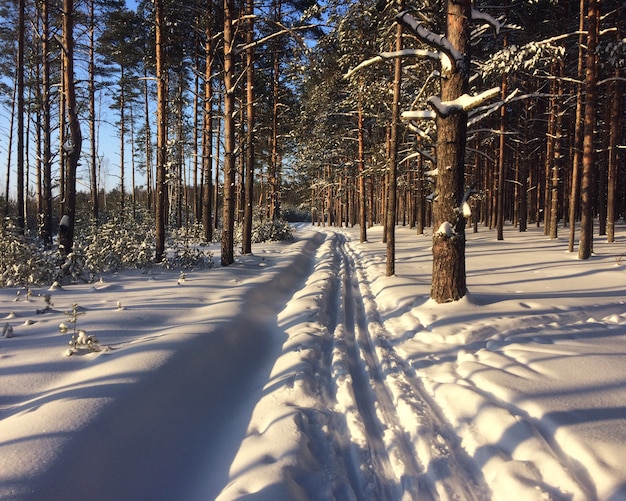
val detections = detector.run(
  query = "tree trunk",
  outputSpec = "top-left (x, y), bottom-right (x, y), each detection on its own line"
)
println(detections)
top-left (568, 0), bottom-right (586, 252)
top-left (221, 0), bottom-right (236, 266)
top-left (430, 0), bottom-right (469, 302)
top-left (269, 35), bottom-right (281, 219)
top-left (496, 38), bottom-right (507, 241)
top-left (606, 10), bottom-right (622, 243)
top-left (242, 0), bottom-right (255, 254)
top-left (88, 0), bottom-right (99, 223)
top-left (544, 69), bottom-right (557, 236)
top-left (385, 15), bottom-right (402, 276)
top-left (357, 101), bottom-right (367, 243)
top-left (578, 0), bottom-right (599, 260)
top-left (119, 69), bottom-right (126, 218)
top-left (549, 60), bottom-right (564, 240)
top-left (17, 0), bottom-right (25, 232)
top-left (143, 68), bottom-right (153, 212)
top-left (59, 0), bottom-right (82, 257)
top-left (202, 1), bottom-right (214, 243)
top-left (154, 0), bottom-right (168, 262)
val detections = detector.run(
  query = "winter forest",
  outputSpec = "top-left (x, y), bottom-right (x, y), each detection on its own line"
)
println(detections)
top-left (0, 0), bottom-right (624, 297)
top-left (1, 0), bottom-right (626, 499)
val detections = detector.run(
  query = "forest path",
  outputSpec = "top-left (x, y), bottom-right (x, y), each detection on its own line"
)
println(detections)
top-left (319, 230), bottom-right (487, 500)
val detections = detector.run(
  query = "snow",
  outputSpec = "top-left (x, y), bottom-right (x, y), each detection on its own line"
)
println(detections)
top-left (1, 223), bottom-right (625, 500)
top-left (426, 87), bottom-right (501, 119)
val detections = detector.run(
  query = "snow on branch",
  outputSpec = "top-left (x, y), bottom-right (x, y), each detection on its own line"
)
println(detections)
top-left (471, 8), bottom-right (504, 35)
top-left (396, 11), bottom-right (466, 75)
top-left (426, 87), bottom-right (501, 119)
top-left (344, 48), bottom-right (439, 79)
top-left (401, 109), bottom-right (435, 121)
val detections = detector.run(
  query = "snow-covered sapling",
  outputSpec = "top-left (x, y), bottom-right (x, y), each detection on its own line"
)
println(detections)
top-left (36, 294), bottom-right (54, 315)
top-left (2, 323), bottom-right (13, 338)
top-left (60, 303), bottom-right (100, 356)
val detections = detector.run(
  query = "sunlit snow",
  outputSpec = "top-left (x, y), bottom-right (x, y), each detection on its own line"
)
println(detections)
top-left (0, 223), bottom-right (625, 500)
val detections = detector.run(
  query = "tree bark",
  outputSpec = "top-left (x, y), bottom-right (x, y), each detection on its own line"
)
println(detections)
top-left (154, 0), bottom-right (168, 262)
top-left (242, 0), bottom-right (255, 254)
top-left (578, 0), bottom-right (599, 260)
top-left (88, 0), bottom-right (99, 223)
top-left (357, 100), bottom-right (367, 243)
top-left (606, 11), bottom-right (622, 244)
top-left (59, 0), bottom-right (82, 257)
top-left (568, 0), bottom-right (586, 252)
top-left (221, 0), bottom-right (236, 266)
top-left (430, 0), bottom-right (469, 302)
top-left (385, 13), bottom-right (402, 276)
top-left (17, 0), bottom-right (25, 232)
top-left (202, 0), bottom-right (214, 243)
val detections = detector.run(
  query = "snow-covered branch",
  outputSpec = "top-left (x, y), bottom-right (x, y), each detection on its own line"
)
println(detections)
top-left (344, 48), bottom-right (439, 79)
top-left (471, 8), bottom-right (504, 35)
top-left (401, 109), bottom-right (435, 121)
top-left (396, 11), bottom-right (466, 75)
top-left (467, 88), bottom-right (519, 126)
top-left (424, 87), bottom-right (501, 119)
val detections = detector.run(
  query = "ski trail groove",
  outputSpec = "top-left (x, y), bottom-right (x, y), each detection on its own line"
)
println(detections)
top-left (336, 230), bottom-right (490, 501)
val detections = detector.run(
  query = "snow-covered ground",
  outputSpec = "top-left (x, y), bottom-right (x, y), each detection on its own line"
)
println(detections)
top-left (1, 222), bottom-right (625, 500)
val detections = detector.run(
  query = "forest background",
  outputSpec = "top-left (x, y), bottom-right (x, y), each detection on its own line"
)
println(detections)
top-left (0, 0), bottom-right (624, 293)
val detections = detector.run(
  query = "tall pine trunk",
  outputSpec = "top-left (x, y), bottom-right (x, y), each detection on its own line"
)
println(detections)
top-left (568, 0), bottom-right (586, 252)
top-left (385, 11), bottom-right (402, 276)
top-left (202, 0), bottom-right (214, 243)
top-left (59, 0), bottom-right (82, 257)
top-left (430, 0), bottom-right (470, 302)
top-left (578, 0), bottom-right (599, 259)
top-left (221, 0), bottom-right (236, 266)
top-left (242, 0), bottom-right (255, 254)
top-left (155, 0), bottom-right (168, 262)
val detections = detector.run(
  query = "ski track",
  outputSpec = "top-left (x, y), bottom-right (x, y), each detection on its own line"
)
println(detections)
top-left (316, 230), bottom-right (489, 500)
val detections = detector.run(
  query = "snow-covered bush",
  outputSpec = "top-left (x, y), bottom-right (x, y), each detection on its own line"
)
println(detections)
top-left (76, 214), bottom-right (155, 274)
top-left (0, 223), bottom-right (58, 287)
top-left (251, 219), bottom-right (294, 243)
top-left (280, 205), bottom-right (311, 222)
top-left (162, 241), bottom-right (214, 270)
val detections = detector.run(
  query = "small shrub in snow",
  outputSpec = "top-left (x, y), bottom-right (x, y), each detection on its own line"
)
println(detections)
top-left (2, 323), bottom-right (13, 338)
top-left (60, 303), bottom-right (101, 356)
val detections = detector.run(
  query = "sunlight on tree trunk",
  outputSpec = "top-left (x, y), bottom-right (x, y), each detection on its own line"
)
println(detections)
top-left (154, 0), bottom-right (167, 263)
top-left (221, 0), bottom-right (236, 266)
top-left (430, 0), bottom-right (470, 302)
top-left (59, 0), bottom-right (82, 257)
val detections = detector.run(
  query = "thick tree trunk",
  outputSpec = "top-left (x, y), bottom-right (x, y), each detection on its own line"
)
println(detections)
top-left (59, 0), bottom-right (82, 257)
top-left (578, 0), bottom-right (599, 259)
top-left (385, 17), bottom-right (402, 276)
top-left (155, 0), bottom-right (168, 262)
top-left (221, 0), bottom-right (236, 266)
top-left (430, 0), bottom-right (470, 302)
